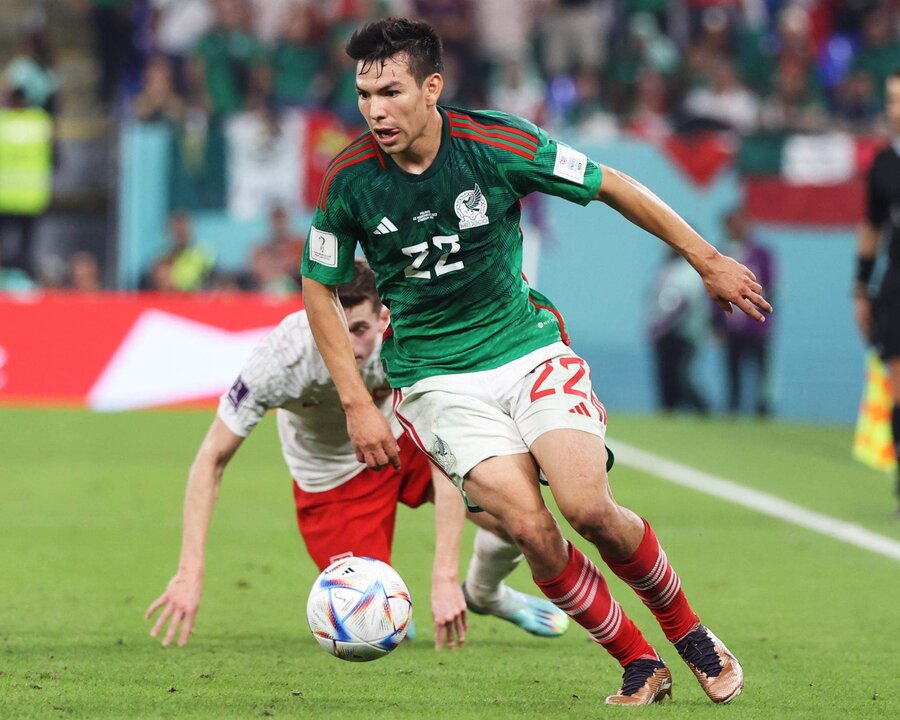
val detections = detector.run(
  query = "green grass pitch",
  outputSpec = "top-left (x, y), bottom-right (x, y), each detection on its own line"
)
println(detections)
top-left (1, 407), bottom-right (899, 719)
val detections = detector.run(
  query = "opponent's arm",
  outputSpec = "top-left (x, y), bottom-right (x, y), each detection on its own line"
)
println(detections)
top-left (303, 275), bottom-right (399, 469)
top-left (595, 166), bottom-right (773, 321)
top-left (145, 417), bottom-right (243, 646)
top-left (430, 465), bottom-right (467, 650)
top-left (854, 221), bottom-right (880, 340)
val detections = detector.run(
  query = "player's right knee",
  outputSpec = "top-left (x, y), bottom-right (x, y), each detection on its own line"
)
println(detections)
top-left (503, 510), bottom-right (560, 557)
top-left (562, 501), bottom-right (620, 545)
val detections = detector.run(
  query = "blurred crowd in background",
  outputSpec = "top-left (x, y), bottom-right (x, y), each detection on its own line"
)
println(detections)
top-left (84, 0), bottom-right (900, 137)
top-left (0, 0), bottom-right (894, 296)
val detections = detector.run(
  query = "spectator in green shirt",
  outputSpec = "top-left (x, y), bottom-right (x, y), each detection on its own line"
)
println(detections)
top-left (322, 24), bottom-right (362, 123)
top-left (190, 0), bottom-right (267, 115)
top-left (270, 5), bottom-right (324, 109)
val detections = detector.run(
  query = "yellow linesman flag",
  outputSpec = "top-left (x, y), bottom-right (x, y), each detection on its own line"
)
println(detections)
top-left (853, 351), bottom-right (898, 472)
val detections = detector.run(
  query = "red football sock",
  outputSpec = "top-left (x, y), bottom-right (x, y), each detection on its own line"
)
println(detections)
top-left (603, 518), bottom-right (699, 643)
top-left (534, 542), bottom-right (656, 666)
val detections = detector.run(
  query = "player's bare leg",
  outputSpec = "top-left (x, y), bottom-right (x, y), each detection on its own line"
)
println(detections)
top-left (463, 453), bottom-right (670, 706)
top-left (531, 429), bottom-right (743, 704)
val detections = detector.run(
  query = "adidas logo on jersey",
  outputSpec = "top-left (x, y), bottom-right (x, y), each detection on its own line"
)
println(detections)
top-left (373, 217), bottom-right (399, 235)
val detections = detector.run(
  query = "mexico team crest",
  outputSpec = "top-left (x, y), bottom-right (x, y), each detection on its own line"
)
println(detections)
top-left (454, 184), bottom-right (489, 230)
top-left (431, 434), bottom-right (457, 475)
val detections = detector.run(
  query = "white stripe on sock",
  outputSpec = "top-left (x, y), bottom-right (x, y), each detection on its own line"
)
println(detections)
top-left (631, 551), bottom-right (668, 591)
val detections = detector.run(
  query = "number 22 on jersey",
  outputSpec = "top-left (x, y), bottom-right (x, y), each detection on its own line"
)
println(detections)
top-left (402, 235), bottom-right (464, 279)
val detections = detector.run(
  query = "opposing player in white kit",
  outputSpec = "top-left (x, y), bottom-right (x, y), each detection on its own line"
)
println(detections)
top-left (146, 260), bottom-right (569, 649)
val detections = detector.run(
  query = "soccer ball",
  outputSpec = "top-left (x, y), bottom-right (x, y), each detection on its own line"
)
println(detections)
top-left (306, 556), bottom-right (412, 662)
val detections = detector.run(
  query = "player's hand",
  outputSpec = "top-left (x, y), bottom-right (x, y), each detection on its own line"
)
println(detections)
top-left (431, 577), bottom-right (467, 650)
top-left (702, 253), bottom-right (773, 322)
top-left (145, 570), bottom-right (203, 647)
top-left (854, 295), bottom-right (872, 341)
top-left (345, 402), bottom-right (401, 470)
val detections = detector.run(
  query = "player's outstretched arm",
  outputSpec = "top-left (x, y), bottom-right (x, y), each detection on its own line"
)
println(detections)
top-left (595, 165), bottom-right (773, 321)
top-left (430, 464), bottom-right (467, 650)
top-left (145, 418), bottom-right (244, 646)
top-left (303, 276), bottom-right (400, 469)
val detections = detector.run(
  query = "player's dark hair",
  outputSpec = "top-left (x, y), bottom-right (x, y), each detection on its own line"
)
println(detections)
top-left (337, 258), bottom-right (381, 311)
top-left (345, 17), bottom-right (443, 84)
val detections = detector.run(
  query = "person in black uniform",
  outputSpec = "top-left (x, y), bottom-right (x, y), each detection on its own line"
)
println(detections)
top-left (855, 69), bottom-right (900, 516)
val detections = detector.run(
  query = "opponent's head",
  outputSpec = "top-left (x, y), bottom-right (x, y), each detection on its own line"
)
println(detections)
top-left (887, 69), bottom-right (900, 135)
top-left (336, 258), bottom-right (388, 367)
top-left (346, 18), bottom-right (443, 155)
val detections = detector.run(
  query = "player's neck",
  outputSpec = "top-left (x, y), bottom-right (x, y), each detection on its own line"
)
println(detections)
top-left (391, 108), bottom-right (443, 176)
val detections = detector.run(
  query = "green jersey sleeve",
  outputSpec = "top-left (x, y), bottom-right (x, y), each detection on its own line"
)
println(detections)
top-left (301, 188), bottom-right (360, 286)
top-left (504, 119), bottom-right (603, 206)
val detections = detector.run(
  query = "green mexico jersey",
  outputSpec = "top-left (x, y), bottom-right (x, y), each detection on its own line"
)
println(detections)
top-left (302, 106), bottom-right (603, 387)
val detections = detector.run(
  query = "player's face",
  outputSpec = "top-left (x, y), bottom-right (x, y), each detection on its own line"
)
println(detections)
top-left (344, 300), bottom-right (388, 367)
top-left (886, 77), bottom-right (900, 135)
top-left (356, 54), bottom-right (441, 155)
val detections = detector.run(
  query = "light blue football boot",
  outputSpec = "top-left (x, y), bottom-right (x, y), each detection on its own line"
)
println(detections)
top-left (462, 583), bottom-right (569, 637)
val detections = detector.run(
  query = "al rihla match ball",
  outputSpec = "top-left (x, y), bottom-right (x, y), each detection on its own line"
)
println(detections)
top-left (306, 556), bottom-right (412, 662)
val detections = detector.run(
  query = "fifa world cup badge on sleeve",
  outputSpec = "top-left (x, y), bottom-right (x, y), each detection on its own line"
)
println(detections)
top-left (553, 144), bottom-right (587, 184)
top-left (310, 226), bottom-right (338, 267)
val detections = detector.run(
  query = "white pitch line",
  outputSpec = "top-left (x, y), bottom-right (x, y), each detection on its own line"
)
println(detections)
top-left (612, 439), bottom-right (900, 562)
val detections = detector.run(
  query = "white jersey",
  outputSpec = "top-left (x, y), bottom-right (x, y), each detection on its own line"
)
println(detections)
top-left (217, 310), bottom-right (398, 492)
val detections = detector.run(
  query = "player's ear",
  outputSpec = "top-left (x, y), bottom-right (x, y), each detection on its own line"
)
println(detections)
top-left (378, 305), bottom-right (390, 332)
top-left (423, 73), bottom-right (442, 106)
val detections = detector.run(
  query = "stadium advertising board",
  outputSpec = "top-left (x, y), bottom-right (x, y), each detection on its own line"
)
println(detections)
top-left (0, 293), bottom-right (300, 409)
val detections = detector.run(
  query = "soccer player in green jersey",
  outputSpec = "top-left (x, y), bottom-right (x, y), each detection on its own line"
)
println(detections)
top-left (302, 18), bottom-right (772, 706)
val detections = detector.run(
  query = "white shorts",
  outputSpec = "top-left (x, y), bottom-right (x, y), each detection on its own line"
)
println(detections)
top-left (393, 343), bottom-right (608, 506)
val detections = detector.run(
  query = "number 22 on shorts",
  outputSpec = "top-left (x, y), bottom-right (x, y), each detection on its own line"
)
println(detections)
top-left (530, 357), bottom-right (608, 422)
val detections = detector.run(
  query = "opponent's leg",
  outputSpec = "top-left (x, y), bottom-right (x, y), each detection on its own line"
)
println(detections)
top-left (463, 527), bottom-right (519, 607)
top-left (531, 429), bottom-right (742, 704)
top-left (464, 454), bottom-right (670, 706)
top-left (462, 526), bottom-right (569, 637)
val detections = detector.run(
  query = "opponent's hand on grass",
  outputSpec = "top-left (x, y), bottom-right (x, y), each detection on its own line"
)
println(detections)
top-left (146, 571), bottom-right (203, 647)
top-left (431, 578), bottom-right (467, 651)
top-left (346, 401), bottom-right (400, 470)
top-left (702, 253), bottom-right (773, 322)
